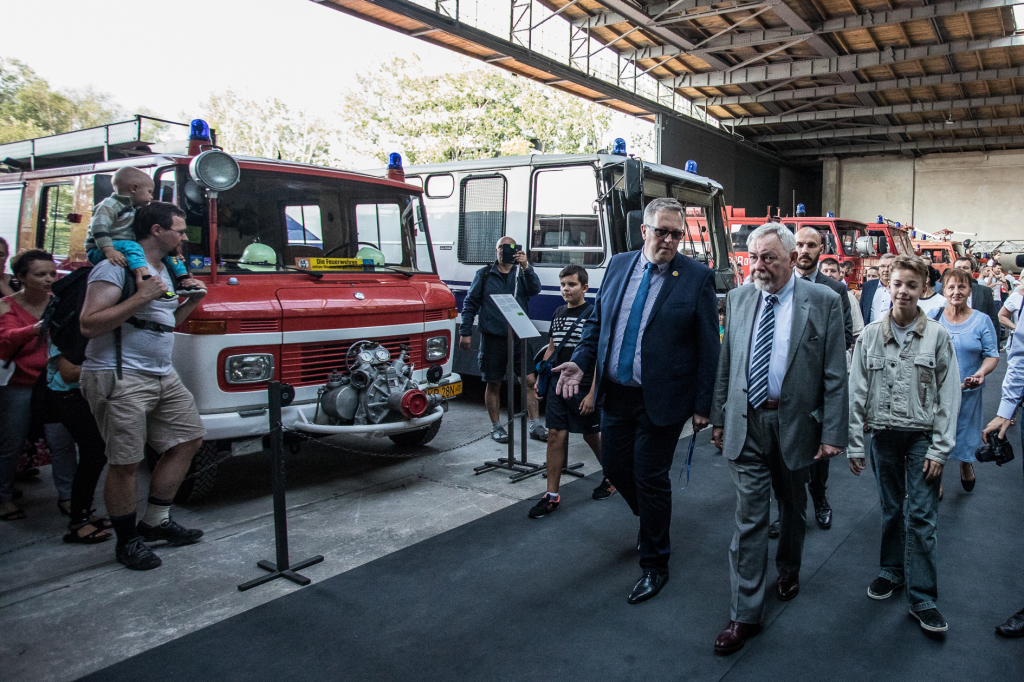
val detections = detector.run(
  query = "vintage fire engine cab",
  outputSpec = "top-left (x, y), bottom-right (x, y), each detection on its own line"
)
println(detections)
top-left (727, 206), bottom-right (876, 288)
top-left (0, 117), bottom-right (461, 500)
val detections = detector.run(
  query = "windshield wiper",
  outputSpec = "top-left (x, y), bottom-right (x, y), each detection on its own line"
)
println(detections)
top-left (224, 259), bottom-right (324, 279)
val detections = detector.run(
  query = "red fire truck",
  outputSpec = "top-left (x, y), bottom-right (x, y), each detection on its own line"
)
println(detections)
top-left (0, 117), bottom-right (461, 500)
top-left (864, 216), bottom-right (916, 269)
top-left (727, 205), bottom-right (876, 287)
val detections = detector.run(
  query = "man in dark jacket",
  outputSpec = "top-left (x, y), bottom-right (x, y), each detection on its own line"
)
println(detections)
top-left (460, 236), bottom-right (545, 443)
top-left (793, 227), bottom-right (854, 532)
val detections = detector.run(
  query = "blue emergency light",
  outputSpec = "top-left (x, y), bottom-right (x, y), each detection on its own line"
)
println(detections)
top-left (797, 203), bottom-right (806, 214)
top-left (896, 222), bottom-right (901, 228)
top-left (190, 119), bottom-right (211, 141)
top-left (612, 138), bottom-right (627, 155)
top-left (388, 153), bottom-right (403, 170)
top-left (877, 215), bottom-right (884, 223)
top-left (826, 212), bottom-right (834, 218)
top-left (684, 160), bottom-right (698, 173)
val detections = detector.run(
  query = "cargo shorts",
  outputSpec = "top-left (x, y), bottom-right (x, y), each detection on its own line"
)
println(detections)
top-left (79, 369), bottom-right (206, 466)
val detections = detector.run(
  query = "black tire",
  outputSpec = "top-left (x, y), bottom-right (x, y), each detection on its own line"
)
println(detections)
top-left (388, 419), bottom-right (442, 447)
top-left (173, 440), bottom-right (222, 505)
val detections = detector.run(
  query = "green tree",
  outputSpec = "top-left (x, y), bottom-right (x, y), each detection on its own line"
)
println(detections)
top-left (0, 58), bottom-right (126, 144)
top-left (199, 90), bottom-right (335, 166)
top-left (340, 56), bottom-right (611, 165)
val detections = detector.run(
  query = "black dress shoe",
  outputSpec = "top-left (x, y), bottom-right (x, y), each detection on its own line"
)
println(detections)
top-left (776, 573), bottom-right (799, 601)
top-left (627, 571), bottom-right (668, 604)
top-left (813, 496), bottom-right (832, 530)
top-left (996, 608), bottom-right (1024, 638)
top-left (768, 519), bottom-right (780, 539)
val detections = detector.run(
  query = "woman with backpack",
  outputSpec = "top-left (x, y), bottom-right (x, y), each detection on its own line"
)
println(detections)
top-left (0, 250), bottom-right (56, 520)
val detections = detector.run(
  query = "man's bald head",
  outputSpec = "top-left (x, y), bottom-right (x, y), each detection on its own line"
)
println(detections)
top-left (794, 226), bottom-right (823, 275)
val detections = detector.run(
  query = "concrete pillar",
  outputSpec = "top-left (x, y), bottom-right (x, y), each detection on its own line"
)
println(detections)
top-left (822, 156), bottom-right (839, 216)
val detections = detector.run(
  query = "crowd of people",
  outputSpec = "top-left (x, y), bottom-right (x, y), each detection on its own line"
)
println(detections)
top-left (1, 168), bottom-right (210, 572)
top-left (464, 200), bottom-right (1024, 652)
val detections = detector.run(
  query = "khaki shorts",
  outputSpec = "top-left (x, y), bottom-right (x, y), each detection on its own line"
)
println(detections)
top-left (79, 369), bottom-right (206, 466)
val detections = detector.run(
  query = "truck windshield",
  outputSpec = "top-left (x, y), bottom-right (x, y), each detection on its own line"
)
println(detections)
top-left (181, 170), bottom-right (434, 275)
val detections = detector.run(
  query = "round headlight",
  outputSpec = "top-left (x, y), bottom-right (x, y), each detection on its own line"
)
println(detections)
top-left (189, 150), bottom-right (240, 193)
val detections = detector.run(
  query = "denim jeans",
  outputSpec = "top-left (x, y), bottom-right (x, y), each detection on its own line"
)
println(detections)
top-left (0, 386), bottom-right (33, 502)
top-left (870, 429), bottom-right (940, 611)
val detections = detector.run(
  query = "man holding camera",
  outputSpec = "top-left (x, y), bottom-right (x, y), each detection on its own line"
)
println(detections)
top-left (982, 321), bottom-right (1024, 638)
top-left (460, 236), bottom-right (546, 443)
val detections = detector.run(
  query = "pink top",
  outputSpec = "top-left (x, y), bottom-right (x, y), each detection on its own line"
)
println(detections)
top-left (0, 296), bottom-right (47, 387)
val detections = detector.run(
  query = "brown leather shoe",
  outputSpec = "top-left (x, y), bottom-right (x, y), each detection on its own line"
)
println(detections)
top-left (714, 620), bottom-right (761, 655)
top-left (776, 573), bottom-right (799, 601)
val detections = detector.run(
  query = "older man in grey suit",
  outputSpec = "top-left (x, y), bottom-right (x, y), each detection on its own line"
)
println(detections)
top-left (710, 223), bottom-right (849, 655)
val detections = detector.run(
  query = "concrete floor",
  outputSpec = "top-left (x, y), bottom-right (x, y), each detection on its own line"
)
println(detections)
top-left (0, 378), bottom-right (647, 682)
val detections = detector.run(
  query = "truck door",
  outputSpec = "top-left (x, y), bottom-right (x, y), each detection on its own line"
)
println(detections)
top-left (0, 184), bottom-right (23, 256)
top-left (36, 182), bottom-right (76, 259)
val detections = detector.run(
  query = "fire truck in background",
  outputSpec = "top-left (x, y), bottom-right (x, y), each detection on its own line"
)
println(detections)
top-left (910, 227), bottom-right (976, 275)
top-left (863, 216), bottom-right (915, 272)
top-left (727, 205), bottom-right (876, 288)
top-left (0, 117), bottom-right (461, 501)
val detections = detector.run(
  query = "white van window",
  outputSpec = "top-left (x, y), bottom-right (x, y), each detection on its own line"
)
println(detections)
top-left (458, 176), bottom-right (506, 264)
top-left (425, 174), bottom-right (454, 199)
top-left (530, 166), bottom-right (602, 266)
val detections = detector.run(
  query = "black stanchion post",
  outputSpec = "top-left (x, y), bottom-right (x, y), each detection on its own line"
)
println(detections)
top-left (238, 381), bottom-right (324, 592)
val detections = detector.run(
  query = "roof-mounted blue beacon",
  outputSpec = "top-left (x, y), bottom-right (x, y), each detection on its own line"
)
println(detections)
top-left (685, 160), bottom-right (698, 173)
top-left (611, 138), bottom-right (627, 155)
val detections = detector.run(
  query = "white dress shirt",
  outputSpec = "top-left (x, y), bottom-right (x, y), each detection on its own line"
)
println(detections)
top-left (748, 274), bottom-right (795, 401)
top-left (870, 282), bottom-right (892, 323)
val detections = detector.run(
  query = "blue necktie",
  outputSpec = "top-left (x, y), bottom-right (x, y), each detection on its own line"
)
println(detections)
top-left (748, 294), bottom-right (777, 408)
top-left (617, 263), bottom-right (652, 384)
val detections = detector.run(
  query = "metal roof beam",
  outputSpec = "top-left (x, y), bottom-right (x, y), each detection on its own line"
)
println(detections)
top-left (697, 65), bottom-right (1024, 104)
top-left (574, 1), bottom-right (725, 29)
top-left (732, 94), bottom-right (1024, 125)
top-left (623, 0), bottom-right (1019, 61)
top-left (780, 134), bottom-right (1024, 156)
top-left (673, 35), bottom-right (1024, 88)
top-left (757, 116), bottom-right (1024, 141)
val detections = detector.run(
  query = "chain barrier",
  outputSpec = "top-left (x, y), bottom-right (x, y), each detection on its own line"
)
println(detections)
top-left (0, 411), bottom-right (529, 557)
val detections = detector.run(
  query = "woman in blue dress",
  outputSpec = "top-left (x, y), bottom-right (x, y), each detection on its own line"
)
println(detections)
top-left (937, 267), bottom-right (1000, 492)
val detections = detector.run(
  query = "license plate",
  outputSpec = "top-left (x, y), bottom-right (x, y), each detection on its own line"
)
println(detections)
top-left (426, 381), bottom-right (463, 399)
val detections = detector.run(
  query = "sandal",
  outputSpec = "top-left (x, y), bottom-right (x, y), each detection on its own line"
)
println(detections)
top-left (63, 521), bottom-right (113, 544)
top-left (57, 499), bottom-right (72, 516)
top-left (88, 513), bottom-right (112, 530)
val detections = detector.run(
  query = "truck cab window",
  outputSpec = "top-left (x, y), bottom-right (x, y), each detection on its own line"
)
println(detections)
top-left (355, 203), bottom-right (403, 264)
top-left (530, 166), bottom-right (603, 266)
top-left (458, 176), bottom-right (506, 264)
top-left (286, 205), bottom-right (323, 247)
top-left (37, 183), bottom-right (74, 256)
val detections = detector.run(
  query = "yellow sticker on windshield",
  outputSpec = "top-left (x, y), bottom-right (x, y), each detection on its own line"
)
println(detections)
top-left (295, 258), bottom-right (374, 271)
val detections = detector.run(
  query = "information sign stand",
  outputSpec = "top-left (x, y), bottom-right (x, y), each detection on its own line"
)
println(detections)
top-left (474, 292), bottom-right (544, 483)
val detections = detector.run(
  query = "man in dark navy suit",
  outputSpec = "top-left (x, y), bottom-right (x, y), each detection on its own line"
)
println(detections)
top-left (555, 197), bottom-right (720, 604)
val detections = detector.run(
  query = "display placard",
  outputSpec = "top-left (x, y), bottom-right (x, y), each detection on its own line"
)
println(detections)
top-left (294, 257), bottom-right (374, 271)
top-left (489, 294), bottom-right (541, 339)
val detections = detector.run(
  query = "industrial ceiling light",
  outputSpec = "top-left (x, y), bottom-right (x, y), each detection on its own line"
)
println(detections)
top-left (945, 113), bottom-right (955, 126)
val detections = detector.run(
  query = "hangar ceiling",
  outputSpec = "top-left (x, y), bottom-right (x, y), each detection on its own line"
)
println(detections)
top-left (315, 0), bottom-right (1024, 160)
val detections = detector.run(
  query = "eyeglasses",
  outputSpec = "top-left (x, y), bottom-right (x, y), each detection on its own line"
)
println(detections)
top-left (650, 227), bottom-right (684, 241)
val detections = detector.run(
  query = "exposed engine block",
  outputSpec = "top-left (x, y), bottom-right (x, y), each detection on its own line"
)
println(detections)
top-left (318, 341), bottom-right (441, 426)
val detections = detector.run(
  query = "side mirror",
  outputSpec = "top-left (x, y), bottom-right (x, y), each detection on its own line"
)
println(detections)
top-left (856, 236), bottom-right (877, 258)
top-left (626, 210), bottom-right (643, 251)
top-left (623, 158), bottom-right (642, 203)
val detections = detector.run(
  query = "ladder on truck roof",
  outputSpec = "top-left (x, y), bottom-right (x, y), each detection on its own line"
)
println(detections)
top-left (0, 115), bottom-right (189, 171)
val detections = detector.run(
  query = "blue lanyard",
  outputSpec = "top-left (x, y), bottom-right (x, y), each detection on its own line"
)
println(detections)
top-left (677, 432), bottom-right (697, 491)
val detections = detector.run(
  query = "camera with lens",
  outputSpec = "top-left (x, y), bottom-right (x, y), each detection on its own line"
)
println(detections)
top-left (975, 432), bottom-right (1015, 466)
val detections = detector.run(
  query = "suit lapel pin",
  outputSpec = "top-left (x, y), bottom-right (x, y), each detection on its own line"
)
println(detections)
top-left (673, 271), bottom-right (678, 276)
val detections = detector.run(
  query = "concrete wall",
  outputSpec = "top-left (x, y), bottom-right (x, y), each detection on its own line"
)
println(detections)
top-left (835, 150), bottom-right (1024, 241)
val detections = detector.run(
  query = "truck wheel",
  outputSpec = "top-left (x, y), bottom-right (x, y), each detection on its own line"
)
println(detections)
top-left (388, 419), bottom-right (442, 447)
top-left (173, 440), bottom-right (223, 505)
